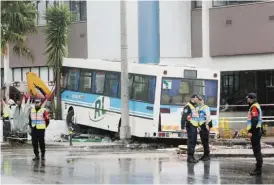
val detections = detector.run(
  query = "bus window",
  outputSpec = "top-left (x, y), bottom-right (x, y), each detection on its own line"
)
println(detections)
top-left (131, 75), bottom-right (149, 102)
top-left (104, 72), bottom-right (119, 97)
top-left (79, 70), bottom-right (92, 93)
top-left (93, 71), bottom-right (105, 94)
top-left (118, 74), bottom-right (133, 98)
top-left (67, 68), bottom-right (80, 91)
top-left (161, 78), bottom-right (218, 107)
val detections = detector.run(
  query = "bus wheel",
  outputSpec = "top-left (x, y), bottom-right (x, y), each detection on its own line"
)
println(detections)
top-left (66, 109), bottom-right (74, 127)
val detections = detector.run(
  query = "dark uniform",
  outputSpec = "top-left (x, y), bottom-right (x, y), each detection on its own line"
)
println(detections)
top-left (246, 93), bottom-right (263, 176)
top-left (29, 99), bottom-right (49, 161)
top-left (181, 94), bottom-right (199, 163)
top-left (197, 97), bottom-right (211, 161)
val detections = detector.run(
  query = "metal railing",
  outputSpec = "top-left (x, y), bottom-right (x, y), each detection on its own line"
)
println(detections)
top-left (218, 104), bottom-right (274, 138)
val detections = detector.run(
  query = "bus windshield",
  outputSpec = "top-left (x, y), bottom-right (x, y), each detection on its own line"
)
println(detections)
top-left (161, 77), bottom-right (218, 107)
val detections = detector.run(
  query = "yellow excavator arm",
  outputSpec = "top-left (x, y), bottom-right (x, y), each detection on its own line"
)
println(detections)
top-left (26, 72), bottom-right (51, 96)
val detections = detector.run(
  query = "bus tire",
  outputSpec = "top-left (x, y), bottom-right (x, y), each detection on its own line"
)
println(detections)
top-left (66, 109), bottom-right (74, 127)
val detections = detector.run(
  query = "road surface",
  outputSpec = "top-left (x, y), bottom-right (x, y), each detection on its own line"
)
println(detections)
top-left (1, 148), bottom-right (273, 184)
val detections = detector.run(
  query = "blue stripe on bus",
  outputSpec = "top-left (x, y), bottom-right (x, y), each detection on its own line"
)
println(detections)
top-left (61, 90), bottom-right (154, 117)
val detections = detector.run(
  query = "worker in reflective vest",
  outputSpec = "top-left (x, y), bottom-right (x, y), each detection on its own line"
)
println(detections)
top-left (246, 93), bottom-right (263, 176)
top-left (181, 94), bottom-right (200, 163)
top-left (29, 99), bottom-right (49, 161)
top-left (2, 98), bottom-right (10, 120)
top-left (197, 95), bottom-right (211, 161)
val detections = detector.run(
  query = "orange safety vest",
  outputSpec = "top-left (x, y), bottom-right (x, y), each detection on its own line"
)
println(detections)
top-left (246, 103), bottom-right (262, 131)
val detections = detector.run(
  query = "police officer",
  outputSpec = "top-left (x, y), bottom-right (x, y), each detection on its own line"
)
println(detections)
top-left (197, 95), bottom-right (211, 161)
top-left (246, 93), bottom-right (263, 176)
top-left (181, 94), bottom-right (200, 163)
top-left (29, 99), bottom-right (50, 161)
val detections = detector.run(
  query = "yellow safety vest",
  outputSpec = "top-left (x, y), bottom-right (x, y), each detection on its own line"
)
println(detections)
top-left (3, 105), bottom-right (9, 118)
top-left (198, 104), bottom-right (210, 126)
top-left (30, 108), bottom-right (46, 129)
top-left (186, 103), bottom-right (199, 127)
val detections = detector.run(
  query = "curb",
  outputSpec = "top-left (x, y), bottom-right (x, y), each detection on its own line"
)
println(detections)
top-left (1, 143), bottom-right (126, 150)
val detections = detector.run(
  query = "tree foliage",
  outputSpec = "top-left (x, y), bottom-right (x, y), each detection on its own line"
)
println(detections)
top-left (1, 1), bottom-right (37, 61)
top-left (44, 4), bottom-right (72, 120)
top-left (44, 4), bottom-right (72, 71)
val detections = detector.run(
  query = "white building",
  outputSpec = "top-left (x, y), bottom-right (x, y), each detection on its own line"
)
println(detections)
top-left (1, 0), bottom-right (274, 109)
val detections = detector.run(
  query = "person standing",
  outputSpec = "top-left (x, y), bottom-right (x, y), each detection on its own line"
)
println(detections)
top-left (246, 93), bottom-right (263, 176)
top-left (29, 99), bottom-right (50, 161)
top-left (181, 94), bottom-right (200, 163)
top-left (197, 95), bottom-right (211, 161)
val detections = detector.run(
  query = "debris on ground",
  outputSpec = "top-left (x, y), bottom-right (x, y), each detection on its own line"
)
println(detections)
top-left (176, 145), bottom-right (217, 155)
top-left (101, 137), bottom-right (112, 143)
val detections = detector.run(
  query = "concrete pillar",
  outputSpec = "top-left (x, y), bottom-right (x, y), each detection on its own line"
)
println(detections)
top-left (138, 0), bottom-right (160, 64)
top-left (202, 0), bottom-right (212, 59)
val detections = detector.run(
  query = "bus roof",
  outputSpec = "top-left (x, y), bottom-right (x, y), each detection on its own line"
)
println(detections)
top-left (63, 58), bottom-right (220, 79)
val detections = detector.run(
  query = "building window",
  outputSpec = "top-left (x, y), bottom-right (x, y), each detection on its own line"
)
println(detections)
top-left (213, 0), bottom-right (262, 7)
top-left (69, 0), bottom-right (87, 22)
top-left (194, 1), bottom-right (202, 8)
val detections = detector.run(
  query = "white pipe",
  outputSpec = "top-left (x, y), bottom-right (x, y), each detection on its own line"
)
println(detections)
top-left (220, 116), bottom-right (274, 119)
top-left (220, 120), bottom-right (274, 123)
top-left (220, 104), bottom-right (274, 107)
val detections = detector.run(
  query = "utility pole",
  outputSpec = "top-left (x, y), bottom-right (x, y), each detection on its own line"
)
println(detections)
top-left (119, 0), bottom-right (131, 141)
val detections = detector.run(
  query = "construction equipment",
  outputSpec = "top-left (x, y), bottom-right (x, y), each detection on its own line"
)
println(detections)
top-left (1, 72), bottom-right (55, 143)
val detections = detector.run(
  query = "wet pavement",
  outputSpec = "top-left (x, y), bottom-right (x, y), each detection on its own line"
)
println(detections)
top-left (1, 148), bottom-right (274, 184)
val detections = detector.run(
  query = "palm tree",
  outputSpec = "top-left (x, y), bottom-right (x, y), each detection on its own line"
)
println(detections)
top-left (44, 4), bottom-right (72, 120)
top-left (1, 1), bottom-right (38, 98)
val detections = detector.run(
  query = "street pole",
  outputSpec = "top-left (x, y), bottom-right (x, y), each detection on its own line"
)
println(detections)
top-left (119, 0), bottom-right (131, 141)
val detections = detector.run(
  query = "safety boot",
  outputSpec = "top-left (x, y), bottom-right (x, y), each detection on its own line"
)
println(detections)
top-left (187, 157), bottom-right (199, 163)
top-left (199, 155), bottom-right (210, 161)
top-left (249, 168), bottom-right (262, 176)
top-left (32, 155), bottom-right (40, 161)
top-left (41, 154), bottom-right (45, 161)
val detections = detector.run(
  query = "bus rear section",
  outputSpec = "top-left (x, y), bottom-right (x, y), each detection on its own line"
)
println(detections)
top-left (157, 68), bottom-right (220, 139)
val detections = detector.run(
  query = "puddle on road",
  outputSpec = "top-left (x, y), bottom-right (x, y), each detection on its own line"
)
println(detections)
top-left (1, 152), bottom-right (273, 184)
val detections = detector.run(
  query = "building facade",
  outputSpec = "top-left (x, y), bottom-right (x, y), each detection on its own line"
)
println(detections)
top-left (1, 0), bottom-right (274, 108)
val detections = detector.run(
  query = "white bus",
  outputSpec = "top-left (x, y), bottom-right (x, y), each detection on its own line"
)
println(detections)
top-left (61, 58), bottom-right (220, 139)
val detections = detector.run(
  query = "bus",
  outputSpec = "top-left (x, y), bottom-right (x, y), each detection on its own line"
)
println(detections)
top-left (61, 58), bottom-right (220, 139)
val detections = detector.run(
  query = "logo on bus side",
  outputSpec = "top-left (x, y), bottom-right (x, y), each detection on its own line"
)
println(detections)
top-left (89, 96), bottom-right (110, 122)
